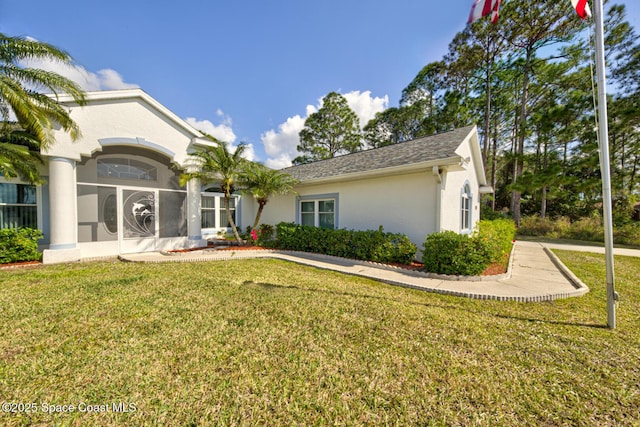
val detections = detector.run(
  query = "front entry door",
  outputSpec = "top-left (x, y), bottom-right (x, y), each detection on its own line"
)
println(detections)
top-left (120, 188), bottom-right (158, 254)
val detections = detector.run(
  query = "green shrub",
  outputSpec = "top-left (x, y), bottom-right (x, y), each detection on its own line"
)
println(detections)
top-left (517, 215), bottom-right (570, 238)
top-left (614, 223), bottom-right (640, 246)
top-left (422, 231), bottom-right (489, 276)
top-left (0, 228), bottom-right (43, 264)
top-left (566, 216), bottom-right (604, 242)
top-left (256, 223), bottom-right (275, 246)
top-left (476, 218), bottom-right (516, 263)
top-left (274, 223), bottom-right (417, 264)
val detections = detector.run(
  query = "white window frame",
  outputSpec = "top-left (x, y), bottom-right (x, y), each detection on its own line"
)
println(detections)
top-left (297, 193), bottom-right (338, 229)
top-left (0, 177), bottom-right (42, 231)
top-left (200, 191), bottom-right (241, 233)
top-left (461, 182), bottom-right (472, 234)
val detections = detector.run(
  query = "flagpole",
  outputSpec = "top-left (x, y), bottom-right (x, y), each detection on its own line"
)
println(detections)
top-left (593, 0), bottom-right (616, 329)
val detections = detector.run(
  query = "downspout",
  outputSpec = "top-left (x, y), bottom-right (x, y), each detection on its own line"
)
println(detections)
top-left (433, 166), bottom-right (442, 232)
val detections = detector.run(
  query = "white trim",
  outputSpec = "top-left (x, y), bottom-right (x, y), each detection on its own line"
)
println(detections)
top-left (460, 181), bottom-right (473, 234)
top-left (297, 193), bottom-right (339, 229)
top-left (97, 137), bottom-right (177, 160)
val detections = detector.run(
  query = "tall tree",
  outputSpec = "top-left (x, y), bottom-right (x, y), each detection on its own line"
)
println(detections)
top-left (499, 0), bottom-right (583, 225)
top-left (447, 20), bottom-right (507, 164)
top-left (181, 137), bottom-right (248, 244)
top-left (241, 163), bottom-right (298, 230)
top-left (0, 33), bottom-right (86, 182)
top-left (295, 91), bottom-right (361, 164)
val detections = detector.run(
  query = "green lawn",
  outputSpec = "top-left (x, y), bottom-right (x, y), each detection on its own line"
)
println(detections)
top-left (1, 252), bottom-right (639, 426)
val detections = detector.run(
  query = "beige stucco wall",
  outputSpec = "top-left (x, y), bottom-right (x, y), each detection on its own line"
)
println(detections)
top-left (439, 140), bottom-right (482, 233)
top-left (44, 91), bottom-right (199, 166)
top-left (258, 170), bottom-right (440, 249)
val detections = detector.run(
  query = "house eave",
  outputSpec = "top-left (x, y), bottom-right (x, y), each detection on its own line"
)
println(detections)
top-left (295, 156), bottom-right (463, 186)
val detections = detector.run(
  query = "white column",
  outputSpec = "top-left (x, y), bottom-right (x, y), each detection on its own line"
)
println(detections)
top-left (186, 177), bottom-right (207, 248)
top-left (43, 157), bottom-right (82, 264)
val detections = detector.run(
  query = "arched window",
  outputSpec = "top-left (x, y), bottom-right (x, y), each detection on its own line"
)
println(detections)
top-left (461, 183), bottom-right (472, 233)
top-left (97, 158), bottom-right (157, 181)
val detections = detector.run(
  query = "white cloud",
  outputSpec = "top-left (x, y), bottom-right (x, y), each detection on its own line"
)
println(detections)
top-left (262, 115), bottom-right (306, 169)
top-left (343, 91), bottom-right (389, 127)
top-left (239, 143), bottom-right (257, 162)
top-left (19, 57), bottom-right (138, 91)
top-left (185, 116), bottom-right (237, 144)
top-left (185, 115), bottom-right (257, 162)
top-left (261, 90), bottom-right (388, 168)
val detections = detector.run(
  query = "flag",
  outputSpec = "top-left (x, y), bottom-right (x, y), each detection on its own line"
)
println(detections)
top-left (571, 0), bottom-right (592, 19)
top-left (468, 0), bottom-right (501, 24)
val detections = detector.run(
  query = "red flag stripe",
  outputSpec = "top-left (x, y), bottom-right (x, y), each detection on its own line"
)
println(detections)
top-left (572, 0), bottom-right (592, 19)
top-left (468, 0), bottom-right (501, 24)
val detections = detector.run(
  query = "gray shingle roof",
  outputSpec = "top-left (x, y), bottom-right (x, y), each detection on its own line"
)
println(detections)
top-left (282, 125), bottom-right (475, 182)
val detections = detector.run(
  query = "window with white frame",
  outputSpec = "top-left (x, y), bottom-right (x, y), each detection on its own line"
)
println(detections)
top-left (299, 197), bottom-right (336, 229)
top-left (201, 192), bottom-right (239, 230)
top-left (0, 182), bottom-right (37, 229)
top-left (461, 183), bottom-right (472, 232)
top-left (219, 197), bottom-right (236, 228)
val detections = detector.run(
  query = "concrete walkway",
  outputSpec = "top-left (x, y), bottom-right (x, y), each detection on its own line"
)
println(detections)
top-left (120, 240), bottom-right (590, 302)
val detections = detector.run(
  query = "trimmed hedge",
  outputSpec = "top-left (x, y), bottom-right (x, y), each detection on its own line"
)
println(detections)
top-left (0, 228), bottom-right (43, 264)
top-left (274, 222), bottom-right (417, 264)
top-left (422, 231), bottom-right (490, 276)
top-left (422, 219), bottom-right (516, 276)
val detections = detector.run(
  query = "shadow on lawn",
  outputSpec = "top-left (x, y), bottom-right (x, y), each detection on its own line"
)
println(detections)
top-left (494, 314), bottom-right (608, 329)
top-left (243, 280), bottom-right (607, 329)
top-left (244, 280), bottom-right (606, 329)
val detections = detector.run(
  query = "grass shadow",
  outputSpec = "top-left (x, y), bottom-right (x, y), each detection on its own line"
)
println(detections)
top-left (243, 280), bottom-right (605, 330)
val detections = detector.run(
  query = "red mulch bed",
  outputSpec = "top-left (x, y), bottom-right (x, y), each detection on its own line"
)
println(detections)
top-left (168, 245), bottom-right (267, 253)
top-left (215, 246), bottom-right (266, 251)
top-left (482, 262), bottom-right (507, 276)
top-left (1, 260), bottom-right (41, 269)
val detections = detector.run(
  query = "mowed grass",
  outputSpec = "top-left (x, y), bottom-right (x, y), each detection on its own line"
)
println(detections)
top-left (0, 252), bottom-right (639, 426)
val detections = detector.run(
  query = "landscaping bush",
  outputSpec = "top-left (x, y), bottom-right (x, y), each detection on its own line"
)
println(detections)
top-left (421, 219), bottom-right (515, 276)
top-left (422, 231), bottom-right (490, 276)
top-left (273, 222), bottom-right (417, 264)
top-left (476, 218), bottom-right (516, 263)
top-left (0, 227), bottom-right (43, 264)
top-left (256, 223), bottom-right (275, 246)
top-left (242, 224), bottom-right (276, 246)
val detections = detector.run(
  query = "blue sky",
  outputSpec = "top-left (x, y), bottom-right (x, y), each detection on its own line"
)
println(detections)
top-left (2, 0), bottom-right (639, 168)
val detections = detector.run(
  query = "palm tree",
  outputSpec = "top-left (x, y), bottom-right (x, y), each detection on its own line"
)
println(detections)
top-left (180, 137), bottom-right (248, 244)
top-left (0, 129), bottom-right (43, 183)
top-left (1, 33), bottom-right (86, 182)
top-left (241, 163), bottom-right (298, 230)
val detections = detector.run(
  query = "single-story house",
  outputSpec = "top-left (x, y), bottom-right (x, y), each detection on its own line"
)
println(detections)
top-left (0, 89), bottom-right (491, 263)
top-left (258, 125), bottom-right (493, 251)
